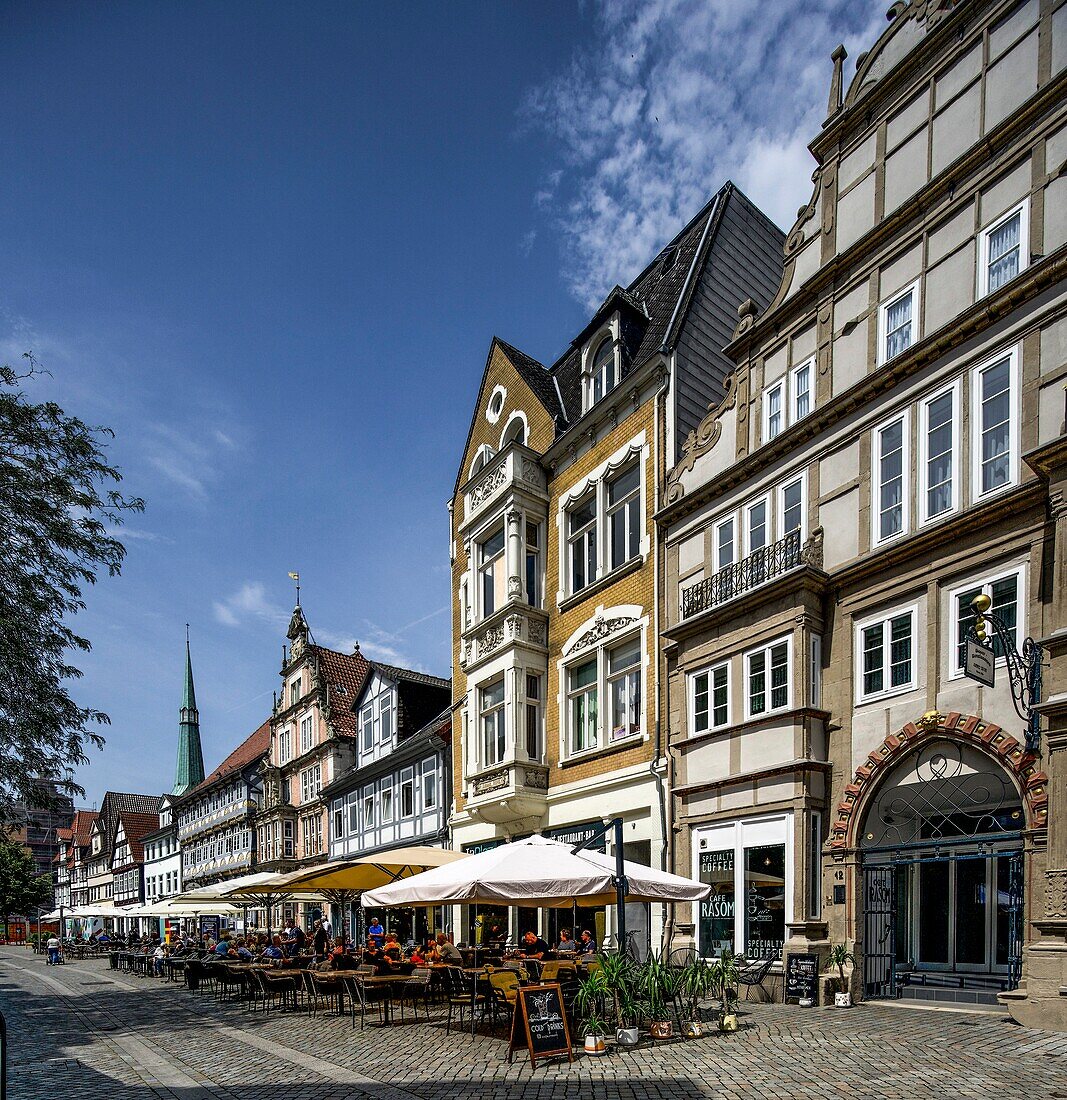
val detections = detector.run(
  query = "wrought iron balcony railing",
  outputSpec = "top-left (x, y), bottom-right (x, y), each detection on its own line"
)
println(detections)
top-left (681, 528), bottom-right (821, 619)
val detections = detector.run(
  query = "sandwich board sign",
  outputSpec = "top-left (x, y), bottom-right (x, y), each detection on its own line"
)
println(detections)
top-left (964, 639), bottom-right (996, 688)
top-left (508, 982), bottom-right (573, 1067)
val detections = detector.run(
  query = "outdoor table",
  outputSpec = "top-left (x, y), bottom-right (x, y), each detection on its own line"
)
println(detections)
top-left (358, 974), bottom-right (407, 1025)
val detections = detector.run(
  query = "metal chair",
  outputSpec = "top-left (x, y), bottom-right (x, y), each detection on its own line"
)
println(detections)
top-left (737, 957), bottom-right (775, 1002)
top-left (396, 967), bottom-right (433, 1022)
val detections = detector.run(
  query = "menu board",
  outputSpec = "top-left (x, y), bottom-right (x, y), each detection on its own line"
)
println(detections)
top-left (785, 952), bottom-right (819, 1004)
top-left (508, 982), bottom-right (573, 1067)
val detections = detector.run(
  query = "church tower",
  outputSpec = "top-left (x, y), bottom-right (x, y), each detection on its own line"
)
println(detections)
top-left (172, 629), bottom-right (206, 796)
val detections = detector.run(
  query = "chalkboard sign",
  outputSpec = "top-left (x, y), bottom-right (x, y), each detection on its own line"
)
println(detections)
top-left (785, 952), bottom-right (818, 1005)
top-left (508, 982), bottom-right (573, 1067)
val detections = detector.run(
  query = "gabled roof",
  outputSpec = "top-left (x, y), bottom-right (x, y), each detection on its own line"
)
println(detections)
top-left (494, 339), bottom-right (564, 424)
top-left (366, 661), bottom-right (451, 693)
top-left (113, 810), bottom-right (161, 866)
top-left (180, 720), bottom-right (272, 801)
top-left (313, 644), bottom-right (372, 736)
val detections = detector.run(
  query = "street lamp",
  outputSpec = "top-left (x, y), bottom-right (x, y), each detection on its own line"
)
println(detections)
top-left (968, 592), bottom-right (1045, 751)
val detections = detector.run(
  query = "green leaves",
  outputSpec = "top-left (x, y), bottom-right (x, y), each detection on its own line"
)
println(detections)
top-left (0, 838), bottom-right (52, 922)
top-left (0, 355), bottom-right (143, 823)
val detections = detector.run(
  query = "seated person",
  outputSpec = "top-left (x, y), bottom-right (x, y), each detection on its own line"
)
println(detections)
top-left (331, 939), bottom-right (358, 970)
top-left (557, 929), bottom-right (577, 954)
top-left (517, 930), bottom-right (550, 960)
top-left (285, 924), bottom-right (306, 957)
top-left (262, 935), bottom-right (284, 962)
top-left (362, 939), bottom-right (392, 973)
top-left (486, 923), bottom-right (508, 946)
top-left (214, 935), bottom-right (234, 958)
top-left (382, 933), bottom-right (403, 962)
top-left (152, 943), bottom-right (167, 976)
top-left (409, 944), bottom-right (428, 965)
top-left (234, 938), bottom-right (254, 962)
top-left (434, 932), bottom-right (463, 964)
top-left (578, 929), bottom-right (598, 956)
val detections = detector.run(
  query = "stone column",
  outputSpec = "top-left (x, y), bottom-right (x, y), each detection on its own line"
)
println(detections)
top-left (506, 509), bottom-right (523, 601)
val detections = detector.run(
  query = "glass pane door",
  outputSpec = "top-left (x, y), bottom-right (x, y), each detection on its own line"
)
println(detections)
top-left (918, 861), bottom-right (950, 965)
top-left (954, 858), bottom-right (988, 968)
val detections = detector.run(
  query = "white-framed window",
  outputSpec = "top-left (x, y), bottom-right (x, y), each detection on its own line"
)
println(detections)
top-left (278, 727), bottom-right (292, 765)
top-left (567, 656), bottom-right (598, 754)
top-left (525, 521), bottom-right (541, 608)
top-left (301, 813), bottom-right (322, 858)
top-left (607, 463), bottom-right (641, 570)
top-left (299, 764), bottom-right (322, 804)
top-left (778, 476), bottom-right (805, 540)
top-left (363, 790), bottom-right (375, 829)
top-left (380, 781), bottom-right (394, 824)
top-left (878, 281), bottom-right (919, 364)
top-left (873, 410), bottom-right (909, 546)
top-left (333, 808), bottom-right (344, 839)
top-left (587, 335), bottom-right (616, 409)
top-left (855, 605), bottom-right (917, 702)
top-left (422, 760), bottom-right (438, 812)
top-left (714, 516), bottom-right (735, 572)
top-left (289, 677), bottom-right (300, 707)
top-left (745, 496), bottom-right (769, 556)
top-left (745, 637), bottom-right (791, 719)
top-left (347, 799), bottom-right (358, 833)
top-left (470, 444), bottom-right (496, 477)
top-left (567, 491), bottom-right (598, 594)
top-left (978, 199), bottom-right (1028, 298)
top-left (606, 637), bottom-right (641, 743)
top-left (949, 565), bottom-right (1023, 677)
top-left (360, 703), bottom-right (374, 754)
top-left (918, 381), bottom-right (960, 524)
top-left (400, 769), bottom-right (415, 818)
top-left (971, 348), bottom-right (1019, 501)
top-left (694, 815), bottom-right (792, 960)
top-left (299, 714), bottom-right (314, 754)
top-left (791, 358), bottom-right (813, 422)
top-left (524, 673), bottom-right (543, 761)
top-left (479, 679), bottom-right (506, 767)
top-left (690, 661), bottom-right (729, 735)
top-left (478, 525), bottom-right (506, 618)
top-left (763, 381), bottom-right (784, 441)
top-left (380, 694), bottom-right (394, 746)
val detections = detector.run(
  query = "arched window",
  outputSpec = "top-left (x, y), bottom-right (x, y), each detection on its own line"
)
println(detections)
top-left (588, 336), bottom-right (616, 407)
top-left (470, 445), bottom-right (495, 477)
top-left (501, 414), bottom-right (526, 448)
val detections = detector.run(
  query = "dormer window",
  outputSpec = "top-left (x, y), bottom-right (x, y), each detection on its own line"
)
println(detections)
top-left (588, 336), bottom-right (617, 408)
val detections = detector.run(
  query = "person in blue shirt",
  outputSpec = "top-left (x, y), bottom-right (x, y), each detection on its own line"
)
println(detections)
top-left (262, 936), bottom-right (284, 961)
top-left (214, 936), bottom-right (233, 957)
top-left (367, 917), bottom-right (385, 948)
top-left (235, 939), bottom-right (254, 961)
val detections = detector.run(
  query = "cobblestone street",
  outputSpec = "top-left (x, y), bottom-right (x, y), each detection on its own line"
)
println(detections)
top-left (2, 948), bottom-right (1066, 1099)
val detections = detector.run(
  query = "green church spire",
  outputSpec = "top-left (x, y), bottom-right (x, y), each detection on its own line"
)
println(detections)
top-left (172, 626), bottom-right (206, 796)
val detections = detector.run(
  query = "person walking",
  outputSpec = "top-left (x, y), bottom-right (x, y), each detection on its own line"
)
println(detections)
top-left (46, 934), bottom-right (61, 966)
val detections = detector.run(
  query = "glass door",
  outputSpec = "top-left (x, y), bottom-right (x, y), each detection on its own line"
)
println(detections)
top-left (916, 860), bottom-right (950, 968)
top-left (954, 858), bottom-right (988, 971)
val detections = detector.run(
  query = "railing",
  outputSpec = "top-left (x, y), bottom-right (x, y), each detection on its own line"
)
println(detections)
top-left (682, 529), bottom-right (817, 619)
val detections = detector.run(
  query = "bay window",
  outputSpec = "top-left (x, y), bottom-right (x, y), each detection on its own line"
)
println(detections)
top-left (524, 673), bottom-right (543, 761)
top-left (479, 526), bottom-right (506, 617)
top-left (525, 522), bottom-right (541, 607)
top-left (746, 638), bottom-right (791, 718)
top-left (480, 679), bottom-right (506, 767)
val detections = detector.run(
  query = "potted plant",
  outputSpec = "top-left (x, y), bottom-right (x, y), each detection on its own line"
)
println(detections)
top-left (711, 950), bottom-right (741, 1032)
top-left (635, 953), bottom-right (678, 1040)
top-left (826, 944), bottom-right (856, 1007)
top-left (573, 968), bottom-right (610, 1055)
top-left (677, 956), bottom-right (715, 1037)
top-left (596, 952), bottom-right (642, 1047)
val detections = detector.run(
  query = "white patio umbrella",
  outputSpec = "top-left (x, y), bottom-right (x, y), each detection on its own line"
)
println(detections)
top-left (361, 834), bottom-right (711, 909)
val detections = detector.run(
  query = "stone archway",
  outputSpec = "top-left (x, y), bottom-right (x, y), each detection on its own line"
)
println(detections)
top-left (831, 711), bottom-right (1048, 852)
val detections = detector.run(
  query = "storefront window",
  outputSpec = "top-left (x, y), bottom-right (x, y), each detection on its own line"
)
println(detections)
top-left (698, 849), bottom-right (735, 956)
top-left (744, 844), bottom-right (786, 960)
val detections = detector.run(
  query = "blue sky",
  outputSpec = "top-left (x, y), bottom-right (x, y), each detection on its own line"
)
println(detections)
top-left (1, 0), bottom-right (883, 806)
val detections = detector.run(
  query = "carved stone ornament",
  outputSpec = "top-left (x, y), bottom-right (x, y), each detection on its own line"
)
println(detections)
top-left (916, 710), bottom-right (946, 732)
top-left (469, 462), bottom-right (507, 508)
top-left (523, 768), bottom-right (549, 790)
top-left (567, 614), bottom-right (639, 655)
top-left (1046, 869), bottom-right (1067, 920)
top-left (478, 623), bottom-right (505, 656)
top-left (801, 527), bottom-right (825, 568)
top-left (529, 620), bottom-right (547, 646)
top-left (473, 768), bottom-right (510, 796)
top-left (665, 371), bottom-right (739, 505)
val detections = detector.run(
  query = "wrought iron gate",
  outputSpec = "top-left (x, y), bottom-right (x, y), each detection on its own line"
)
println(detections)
top-left (863, 865), bottom-right (897, 999)
top-left (1006, 850), bottom-right (1024, 988)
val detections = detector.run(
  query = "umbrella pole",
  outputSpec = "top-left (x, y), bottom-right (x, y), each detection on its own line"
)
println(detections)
top-left (614, 818), bottom-right (628, 958)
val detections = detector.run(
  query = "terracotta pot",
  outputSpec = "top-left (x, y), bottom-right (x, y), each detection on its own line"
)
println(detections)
top-left (649, 1020), bottom-right (673, 1040)
top-left (584, 1034), bottom-right (607, 1055)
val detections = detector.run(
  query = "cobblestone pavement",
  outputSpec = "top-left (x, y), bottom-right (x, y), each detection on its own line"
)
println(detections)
top-left (2, 947), bottom-right (1066, 1099)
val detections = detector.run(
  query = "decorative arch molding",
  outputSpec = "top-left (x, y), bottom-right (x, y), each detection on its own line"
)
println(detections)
top-left (561, 604), bottom-right (644, 658)
top-left (499, 410), bottom-right (528, 450)
top-left (831, 711), bottom-right (1048, 851)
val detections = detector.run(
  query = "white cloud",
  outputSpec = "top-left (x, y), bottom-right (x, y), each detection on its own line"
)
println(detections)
top-left (213, 582), bottom-right (288, 631)
top-left (523, 0), bottom-right (886, 309)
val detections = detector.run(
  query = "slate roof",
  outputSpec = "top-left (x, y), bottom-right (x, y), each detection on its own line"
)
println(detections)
top-left (495, 339), bottom-right (565, 425)
top-left (368, 661), bottom-right (452, 692)
top-left (313, 645), bottom-right (372, 737)
top-left (180, 720), bottom-right (271, 801)
top-left (103, 793), bottom-right (163, 817)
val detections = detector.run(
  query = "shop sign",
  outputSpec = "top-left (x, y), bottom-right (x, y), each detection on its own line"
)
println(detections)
top-left (785, 952), bottom-right (818, 1005)
top-left (543, 822), bottom-right (605, 852)
top-left (462, 838), bottom-right (505, 855)
top-left (508, 982), bottom-right (573, 1068)
top-left (964, 639), bottom-right (995, 688)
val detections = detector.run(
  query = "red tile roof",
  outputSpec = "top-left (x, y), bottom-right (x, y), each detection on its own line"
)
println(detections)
top-left (182, 719), bottom-right (272, 800)
top-left (313, 645), bottom-right (371, 737)
top-left (69, 810), bottom-right (98, 848)
top-left (115, 811), bottom-right (161, 865)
